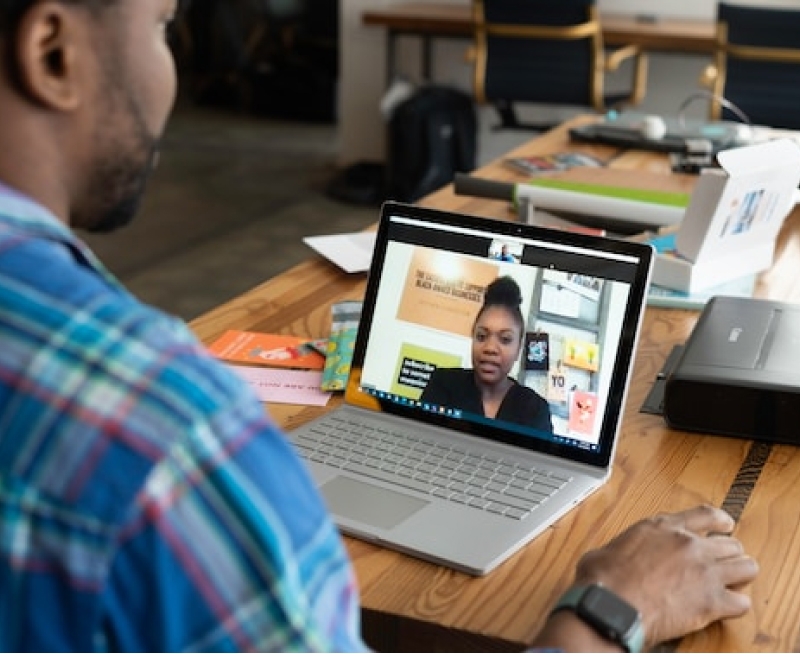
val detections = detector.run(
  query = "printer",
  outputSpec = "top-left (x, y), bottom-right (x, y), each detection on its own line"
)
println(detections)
top-left (664, 296), bottom-right (800, 444)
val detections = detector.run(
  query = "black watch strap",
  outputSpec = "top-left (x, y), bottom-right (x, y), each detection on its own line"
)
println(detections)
top-left (551, 584), bottom-right (645, 653)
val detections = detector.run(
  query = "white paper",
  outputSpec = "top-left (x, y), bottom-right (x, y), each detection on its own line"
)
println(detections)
top-left (229, 366), bottom-right (332, 406)
top-left (303, 231), bottom-right (376, 273)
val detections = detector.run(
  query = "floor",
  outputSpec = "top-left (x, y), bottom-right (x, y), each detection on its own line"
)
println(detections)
top-left (80, 102), bottom-right (380, 322)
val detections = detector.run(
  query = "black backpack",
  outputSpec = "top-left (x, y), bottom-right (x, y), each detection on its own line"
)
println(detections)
top-left (387, 85), bottom-right (478, 203)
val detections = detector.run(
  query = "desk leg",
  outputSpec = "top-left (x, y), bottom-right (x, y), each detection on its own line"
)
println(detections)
top-left (387, 29), bottom-right (398, 83)
top-left (386, 30), bottom-right (434, 83)
top-left (421, 35), bottom-right (432, 80)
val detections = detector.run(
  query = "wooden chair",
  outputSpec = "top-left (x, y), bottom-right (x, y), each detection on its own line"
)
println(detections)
top-left (703, 2), bottom-right (800, 130)
top-left (471, 0), bottom-right (648, 131)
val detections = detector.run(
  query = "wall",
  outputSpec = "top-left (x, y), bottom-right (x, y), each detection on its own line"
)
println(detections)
top-left (598, 0), bottom-right (717, 20)
top-left (337, 0), bottom-right (720, 167)
top-left (601, 0), bottom-right (798, 18)
top-left (339, 0), bottom-right (476, 167)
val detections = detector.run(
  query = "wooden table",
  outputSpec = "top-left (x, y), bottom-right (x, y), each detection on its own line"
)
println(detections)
top-left (190, 116), bottom-right (800, 652)
top-left (362, 2), bottom-right (716, 80)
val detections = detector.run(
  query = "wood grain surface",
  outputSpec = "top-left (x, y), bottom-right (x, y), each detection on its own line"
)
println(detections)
top-left (191, 115), bottom-right (800, 652)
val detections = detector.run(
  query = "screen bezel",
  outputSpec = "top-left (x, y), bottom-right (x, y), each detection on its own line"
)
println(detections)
top-left (344, 201), bottom-right (654, 468)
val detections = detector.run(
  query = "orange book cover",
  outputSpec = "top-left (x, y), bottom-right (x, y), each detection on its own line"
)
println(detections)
top-left (207, 330), bottom-right (325, 370)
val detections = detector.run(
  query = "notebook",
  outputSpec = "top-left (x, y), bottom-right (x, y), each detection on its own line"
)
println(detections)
top-left (288, 201), bottom-right (654, 575)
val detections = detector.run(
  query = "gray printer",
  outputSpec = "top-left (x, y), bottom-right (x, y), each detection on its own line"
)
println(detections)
top-left (664, 296), bottom-right (800, 443)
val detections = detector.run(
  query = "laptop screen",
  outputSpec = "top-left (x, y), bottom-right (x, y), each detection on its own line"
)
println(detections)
top-left (345, 202), bottom-right (653, 468)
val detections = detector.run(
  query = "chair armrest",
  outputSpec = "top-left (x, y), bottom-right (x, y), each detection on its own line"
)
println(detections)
top-left (604, 44), bottom-right (639, 71)
top-left (698, 63), bottom-right (718, 89)
top-left (698, 64), bottom-right (724, 119)
top-left (464, 44), bottom-right (477, 63)
top-left (604, 45), bottom-right (648, 106)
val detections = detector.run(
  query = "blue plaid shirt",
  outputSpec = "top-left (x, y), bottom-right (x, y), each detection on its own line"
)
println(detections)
top-left (0, 184), bottom-right (368, 652)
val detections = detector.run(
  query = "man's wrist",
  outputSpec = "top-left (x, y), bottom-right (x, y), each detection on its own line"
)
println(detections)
top-left (547, 584), bottom-right (645, 653)
top-left (532, 609), bottom-right (625, 652)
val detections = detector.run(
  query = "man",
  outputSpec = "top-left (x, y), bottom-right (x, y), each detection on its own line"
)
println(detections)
top-left (492, 243), bottom-right (517, 263)
top-left (0, 1), bottom-right (758, 651)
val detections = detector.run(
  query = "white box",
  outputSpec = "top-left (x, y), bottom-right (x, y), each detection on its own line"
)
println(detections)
top-left (650, 139), bottom-right (800, 293)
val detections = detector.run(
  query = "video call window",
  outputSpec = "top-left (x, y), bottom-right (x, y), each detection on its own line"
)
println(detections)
top-left (359, 231), bottom-right (632, 451)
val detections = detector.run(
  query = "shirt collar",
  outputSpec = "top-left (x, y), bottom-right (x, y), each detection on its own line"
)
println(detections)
top-left (0, 181), bottom-right (123, 288)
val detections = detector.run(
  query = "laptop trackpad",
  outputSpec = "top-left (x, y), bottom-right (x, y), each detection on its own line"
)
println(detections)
top-left (321, 476), bottom-right (428, 530)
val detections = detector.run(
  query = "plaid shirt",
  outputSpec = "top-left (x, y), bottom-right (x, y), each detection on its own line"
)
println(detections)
top-left (0, 185), bottom-right (367, 652)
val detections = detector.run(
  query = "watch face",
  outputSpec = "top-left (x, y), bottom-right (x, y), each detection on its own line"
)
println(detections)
top-left (579, 584), bottom-right (640, 640)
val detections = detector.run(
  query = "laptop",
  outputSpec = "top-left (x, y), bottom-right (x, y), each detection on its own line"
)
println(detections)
top-left (569, 111), bottom-right (751, 154)
top-left (288, 201), bottom-right (654, 575)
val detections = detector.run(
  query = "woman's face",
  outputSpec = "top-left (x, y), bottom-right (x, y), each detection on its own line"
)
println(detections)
top-left (471, 306), bottom-right (523, 386)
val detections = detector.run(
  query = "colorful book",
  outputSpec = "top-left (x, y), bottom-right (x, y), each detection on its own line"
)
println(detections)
top-left (320, 301), bottom-right (363, 391)
top-left (208, 330), bottom-right (326, 370)
top-left (503, 152), bottom-right (605, 175)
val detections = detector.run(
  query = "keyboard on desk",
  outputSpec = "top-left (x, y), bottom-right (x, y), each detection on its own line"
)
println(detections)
top-left (291, 414), bottom-right (573, 521)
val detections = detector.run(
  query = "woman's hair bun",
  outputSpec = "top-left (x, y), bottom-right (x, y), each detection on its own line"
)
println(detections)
top-left (484, 276), bottom-right (522, 308)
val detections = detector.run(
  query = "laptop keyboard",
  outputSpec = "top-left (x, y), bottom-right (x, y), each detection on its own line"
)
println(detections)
top-left (291, 414), bottom-right (573, 521)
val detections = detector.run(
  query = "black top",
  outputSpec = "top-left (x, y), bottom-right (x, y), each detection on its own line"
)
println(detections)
top-left (420, 368), bottom-right (553, 434)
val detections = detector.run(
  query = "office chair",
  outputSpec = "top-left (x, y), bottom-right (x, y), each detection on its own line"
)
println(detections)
top-left (471, 0), bottom-right (648, 131)
top-left (703, 2), bottom-right (800, 130)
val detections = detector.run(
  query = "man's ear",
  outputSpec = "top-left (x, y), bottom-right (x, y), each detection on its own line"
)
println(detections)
top-left (13, 2), bottom-right (87, 111)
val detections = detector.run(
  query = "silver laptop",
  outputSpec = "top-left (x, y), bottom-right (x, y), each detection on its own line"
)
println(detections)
top-left (289, 201), bottom-right (654, 575)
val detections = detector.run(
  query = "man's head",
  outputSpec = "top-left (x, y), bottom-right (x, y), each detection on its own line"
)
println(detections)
top-left (0, 0), bottom-right (178, 232)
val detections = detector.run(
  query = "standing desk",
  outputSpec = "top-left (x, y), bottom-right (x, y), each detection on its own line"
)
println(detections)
top-left (190, 115), bottom-right (800, 652)
top-left (362, 2), bottom-right (716, 80)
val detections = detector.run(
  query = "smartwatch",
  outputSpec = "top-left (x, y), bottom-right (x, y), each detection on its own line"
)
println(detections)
top-left (551, 583), bottom-right (645, 653)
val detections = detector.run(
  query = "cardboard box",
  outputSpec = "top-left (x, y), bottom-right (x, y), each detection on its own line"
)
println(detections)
top-left (650, 139), bottom-right (800, 293)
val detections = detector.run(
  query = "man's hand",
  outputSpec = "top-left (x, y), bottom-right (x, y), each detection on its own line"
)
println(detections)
top-left (531, 505), bottom-right (758, 652)
top-left (573, 504), bottom-right (758, 649)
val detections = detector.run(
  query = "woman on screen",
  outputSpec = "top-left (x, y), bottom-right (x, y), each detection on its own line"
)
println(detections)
top-left (420, 276), bottom-right (553, 433)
